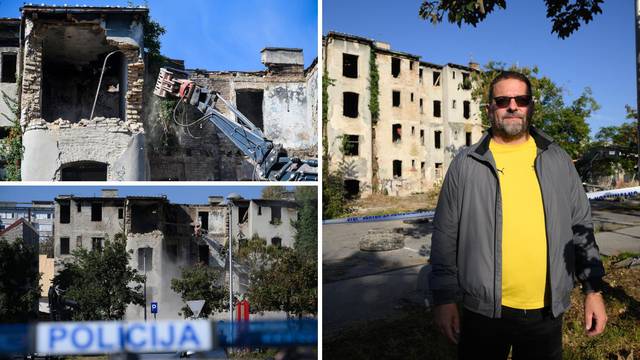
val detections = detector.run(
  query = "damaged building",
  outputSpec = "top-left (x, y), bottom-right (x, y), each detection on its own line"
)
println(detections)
top-left (0, 18), bottom-right (20, 179)
top-left (323, 32), bottom-right (483, 197)
top-left (52, 189), bottom-right (300, 320)
top-left (6, 4), bottom-right (317, 181)
top-left (19, 5), bottom-right (147, 181)
top-left (150, 48), bottom-right (318, 181)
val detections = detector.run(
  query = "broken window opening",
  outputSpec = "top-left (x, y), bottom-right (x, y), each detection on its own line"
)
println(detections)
top-left (344, 179), bottom-right (360, 199)
top-left (409, 61), bottom-right (414, 70)
top-left (198, 211), bottom-right (209, 231)
top-left (60, 237), bottom-right (70, 255)
top-left (342, 53), bottom-right (358, 78)
top-left (412, 159), bottom-right (416, 169)
top-left (76, 235), bottom-right (82, 248)
top-left (420, 98), bottom-right (424, 114)
top-left (91, 202), bottom-right (102, 222)
top-left (258, 206), bottom-right (262, 216)
top-left (118, 208), bottom-right (124, 219)
top-left (60, 162), bottom-right (107, 181)
top-left (391, 57), bottom-right (401, 78)
top-left (433, 71), bottom-right (441, 86)
top-left (60, 201), bottom-right (70, 224)
top-left (76, 201), bottom-right (81, 213)
top-left (452, 71), bottom-right (456, 79)
top-left (130, 203), bottom-right (161, 233)
top-left (167, 244), bottom-right (178, 263)
top-left (463, 101), bottom-right (471, 119)
top-left (420, 129), bottom-right (425, 145)
top-left (462, 73), bottom-right (471, 90)
top-left (270, 207), bottom-right (281, 225)
top-left (421, 162), bottom-right (426, 178)
top-left (92, 237), bottom-right (103, 252)
top-left (42, 29), bottom-right (126, 123)
top-left (393, 160), bottom-right (402, 178)
top-left (343, 135), bottom-right (359, 156)
top-left (198, 245), bottom-right (209, 265)
top-left (452, 100), bottom-right (456, 109)
top-left (271, 237), bottom-right (282, 247)
top-left (411, 126), bottom-right (415, 136)
top-left (435, 131), bottom-right (442, 149)
top-left (419, 68), bottom-right (423, 82)
top-left (343, 92), bottom-right (359, 118)
top-left (435, 162), bottom-right (443, 180)
top-left (138, 247), bottom-right (153, 270)
top-left (238, 206), bottom-right (249, 224)
top-left (1, 53), bottom-right (16, 83)
top-left (411, 93), bottom-right (414, 102)
top-left (236, 89), bottom-right (264, 130)
top-left (433, 100), bottom-right (441, 118)
top-left (466, 132), bottom-right (473, 146)
top-left (392, 124), bottom-right (402, 143)
top-left (392, 91), bottom-right (401, 107)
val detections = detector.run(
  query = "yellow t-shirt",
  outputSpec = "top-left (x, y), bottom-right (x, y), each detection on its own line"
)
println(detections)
top-left (489, 136), bottom-right (548, 309)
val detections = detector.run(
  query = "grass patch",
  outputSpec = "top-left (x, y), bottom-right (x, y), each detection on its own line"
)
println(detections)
top-left (343, 184), bottom-right (441, 218)
top-left (324, 256), bottom-right (640, 359)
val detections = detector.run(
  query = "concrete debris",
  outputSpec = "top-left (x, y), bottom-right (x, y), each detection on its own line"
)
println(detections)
top-left (613, 257), bottom-right (640, 269)
top-left (359, 229), bottom-right (404, 251)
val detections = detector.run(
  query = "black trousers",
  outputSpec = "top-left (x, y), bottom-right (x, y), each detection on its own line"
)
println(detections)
top-left (459, 307), bottom-right (563, 360)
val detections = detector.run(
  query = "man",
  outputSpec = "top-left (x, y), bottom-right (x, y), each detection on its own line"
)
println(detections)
top-left (429, 71), bottom-right (607, 360)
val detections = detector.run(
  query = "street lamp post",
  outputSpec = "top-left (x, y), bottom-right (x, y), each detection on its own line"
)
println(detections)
top-left (226, 193), bottom-right (242, 328)
top-left (142, 246), bottom-right (151, 322)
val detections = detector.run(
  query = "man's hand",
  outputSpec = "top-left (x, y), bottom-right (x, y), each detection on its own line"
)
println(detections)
top-left (584, 292), bottom-right (607, 336)
top-left (433, 303), bottom-right (460, 344)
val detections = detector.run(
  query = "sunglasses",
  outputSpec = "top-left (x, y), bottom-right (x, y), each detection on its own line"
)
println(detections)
top-left (492, 95), bottom-right (532, 108)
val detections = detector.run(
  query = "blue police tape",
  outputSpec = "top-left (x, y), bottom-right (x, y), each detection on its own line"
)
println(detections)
top-left (322, 210), bottom-right (435, 225)
top-left (323, 186), bottom-right (640, 224)
top-left (0, 319), bottom-right (317, 355)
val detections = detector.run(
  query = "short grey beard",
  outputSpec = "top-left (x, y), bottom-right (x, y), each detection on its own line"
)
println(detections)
top-left (490, 114), bottom-right (530, 142)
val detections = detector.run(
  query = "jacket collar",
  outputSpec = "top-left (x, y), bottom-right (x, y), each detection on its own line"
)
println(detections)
top-left (473, 126), bottom-right (553, 157)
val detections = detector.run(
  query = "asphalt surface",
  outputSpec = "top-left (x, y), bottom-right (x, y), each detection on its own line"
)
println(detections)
top-left (322, 202), bottom-right (640, 334)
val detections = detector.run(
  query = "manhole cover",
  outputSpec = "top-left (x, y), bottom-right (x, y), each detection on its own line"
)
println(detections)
top-left (359, 230), bottom-right (404, 251)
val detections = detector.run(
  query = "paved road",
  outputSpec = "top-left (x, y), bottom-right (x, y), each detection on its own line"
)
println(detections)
top-left (323, 204), bottom-right (640, 333)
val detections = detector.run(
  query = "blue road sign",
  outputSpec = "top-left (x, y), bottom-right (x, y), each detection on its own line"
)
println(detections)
top-left (151, 302), bottom-right (158, 314)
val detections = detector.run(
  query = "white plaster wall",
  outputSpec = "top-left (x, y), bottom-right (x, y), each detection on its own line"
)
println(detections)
top-left (263, 83), bottom-right (310, 149)
top-left (247, 201), bottom-right (296, 248)
top-left (325, 38), bottom-right (373, 195)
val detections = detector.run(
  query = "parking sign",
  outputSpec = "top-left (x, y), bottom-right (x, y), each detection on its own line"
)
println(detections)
top-left (150, 302), bottom-right (158, 314)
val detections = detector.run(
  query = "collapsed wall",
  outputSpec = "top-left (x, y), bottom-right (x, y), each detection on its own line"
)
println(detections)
top-left (19, 6), bottom-right (148, 181)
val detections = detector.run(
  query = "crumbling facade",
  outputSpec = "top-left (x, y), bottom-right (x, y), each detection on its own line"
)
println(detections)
top-left (0, 18), bottom-right (20, 178)
top-left (19, 5), bottom-right (148, 181)
top-left (53, 189), bottom-right (300, 320)
top-left (149, 48), bottom-right (318, 181)
top-left (323, 32), bottom-right (483, 197)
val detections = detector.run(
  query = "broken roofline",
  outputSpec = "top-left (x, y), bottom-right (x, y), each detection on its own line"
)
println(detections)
top-left (326, 30), bottom-right (479, 72)
top-left (187, 57), bottom-right (318, 76)
top-left (20, 4), bottom-right (149, 15)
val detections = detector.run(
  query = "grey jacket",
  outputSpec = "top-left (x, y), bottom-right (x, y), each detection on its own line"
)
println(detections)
top-left (429, 127), bottom-right (604, 318)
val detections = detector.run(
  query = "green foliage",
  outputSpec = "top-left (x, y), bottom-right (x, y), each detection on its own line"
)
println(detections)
top-left (368, 48), bottom-right (380, 123)
top-left (592, 106), bottom-right (638, 175)
top-left (261, 186), bottom-right (290, 200)
top-left (39, 236), bottom-right (53, 258)
top-left (323, 167), bottom-right (348, 219)
top-left (322, 68), bottom-right (335, 164)
top-left (470, 62), bottom-right (597, 158)
top-left (247, 247), bottom-right (316, 318)
top-left (418, 0), bottom-right (604, 39)
top-left (0, 90), bottom-right (21, 181)
top-left (170, 263), bottom-right (226, 318)
top-left (292, 187), bottom-right (318, 258)
top-left (0, 238), bottom-right (40, 322)
top-left (52, 236), bottom-right (144, 320)
top-left (142, 11), bottom-right (166, 65)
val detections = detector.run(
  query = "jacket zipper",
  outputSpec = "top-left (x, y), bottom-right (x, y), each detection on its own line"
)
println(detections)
top-left (534, 151), bottom-right (552, 313)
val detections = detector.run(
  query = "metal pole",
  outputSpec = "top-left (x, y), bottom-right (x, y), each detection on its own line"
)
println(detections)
top-left (228, 202), bottom-right (233, 327)
top-left (90, 50), bottom-right (121, 120)
top-left (636, 0), bottom-right (640, 180)
top-left (143, 251), bottom-right (147, 322)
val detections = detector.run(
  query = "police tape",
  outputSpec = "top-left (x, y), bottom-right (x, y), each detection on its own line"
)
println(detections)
top-left (0, 319), bottom-right (317, 355)
top-left (323, 186), bottom-right (640, 225)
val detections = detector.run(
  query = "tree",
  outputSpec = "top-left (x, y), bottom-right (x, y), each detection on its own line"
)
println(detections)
top-left (0, 90), bottom-right (22, 181)
top-left (591, 106), bottom-right (638, 175)
top-left (418, 0), bottom-right (604, 39)
top-left (0, 238), bottom-right (40, 322)
top-left (52, 236), bottom-right (144, 320)
top-left (247, 247), bottom-right (316, 318)
top-left (470, 62), bottom-right (598, 158)
top-left (170, 263), bottom-right (226, 318)
top-left (261, 186), bottom-right (290, 200)
top-left (292, 187), bottom-right (317, 258)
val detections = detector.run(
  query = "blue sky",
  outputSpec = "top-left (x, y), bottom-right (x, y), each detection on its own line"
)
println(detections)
top-left (0, 185), bottom-right (305, 203)
top-left (324, 0), bottom-right (634, 136)
top-left (0, 0), bottom-right (318, 69)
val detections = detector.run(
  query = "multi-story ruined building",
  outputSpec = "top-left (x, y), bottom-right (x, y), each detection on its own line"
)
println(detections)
top-left (0, 18), bottom-right (20, 178)
top-left (53, 189), bottom-right (300, 320)
top-left (1, 4), bottom-right (317, 181)
top-left (323, 32), bottom-right (484, 197)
